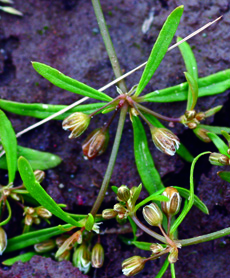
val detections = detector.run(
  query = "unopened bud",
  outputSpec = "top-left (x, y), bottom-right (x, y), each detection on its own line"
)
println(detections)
top-left (187, 122), bottom-right (197, 129)
top-left (25, 207), bottom-right (35, 215)
top-left (185, 110), bottom-right (196, 120)
top-left (56, 236), bottom-right (68, 247)
top-left (0, 227), bottom-right (7, 255)
top-left (117, 185), bottom-right (130, 202)
top-left (209, 153), bottom-right (230, 166)
top-left (82, 128), bottom-right (109, 160)
top-left (150, 243), bottom-right (165, 254)
top-left (34, 170), bottom-right (45, 183)
top-left (91, 243), bottom-right (104, 268)
top-left (150, 127), bottom-right (180, 156)
top-left (113, 203), bottom-right (127, 214)
top-left (10, 193), bottom-right (20, 201)
top-left (25, 214), bottom-right (33, 226)
top-left (193, 127), bottom-right (211, 143)
top-left (228, 149), bottom-right (230, 155)
top-left (122, 256), bottom-right (146, 276)
top-left (168, 247), bottom-right (178, 264)
top-left (36, 207), bottom-right (52, 218)
top-left (102, 209), bottom-right (117, 219)
top-left (34, 239), bottom-right (56, 253)
top-left (143, 203), bottom-right (163, 226)
top-left (72, 244), bottom-right (91, 274)
top-left (195, 112), bottom-right (205, 121)
top-left (161, 187), bottom-right (181, 217)
top-left (62, 112), bottom-right (90, 139)
top-left (57, 250), bottom-right (71, 261)
top-left (33, 217), bottom-right (41, 225)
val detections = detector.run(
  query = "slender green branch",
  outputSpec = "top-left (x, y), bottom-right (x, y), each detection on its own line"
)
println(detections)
top-left (90, 104), bottom-right (128, 215)
top-left (178, 227), bottom-right (230, 246)
top-left (91, 0), bottom-right (127, 93)
top-left (135, 103), bottom-right (181, 123)
top-left (131, 214), bottom-right (167, 244)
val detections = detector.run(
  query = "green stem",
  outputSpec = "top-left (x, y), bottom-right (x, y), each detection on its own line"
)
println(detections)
top-left (135, 103), bottom-right (181, 123)
top-left (171, 263), bottom-right (176, 278)
top-left (91, 0), bottom-right (127, 93)
top-left (131, 214), bottom-right (167, 244)
top-left (90, 104), bottom-right (128, 215)
top-left (178, 227), bottom-right (230, 246)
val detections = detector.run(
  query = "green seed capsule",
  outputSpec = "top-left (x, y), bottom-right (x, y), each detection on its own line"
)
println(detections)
top-left (142, 203), bottom-right (163, 226)
top-left (34, 239), bottom-right (56, 253)
top-left (91, 243), bottom-right (104, 268)
top-left (122, 256), bottom-right (146, 277)
top-left (117, 185), bottom-right (130, 202)
top-left (0, 227), bottom-right (7, 255)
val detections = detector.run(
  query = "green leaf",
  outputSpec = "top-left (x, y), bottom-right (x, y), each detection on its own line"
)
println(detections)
top-left (174, 186), bottom-right (209, 214)
top-left (177, 37), bottom-right (198, 111)
top-left (131, 184), bottom-right (142, 206)
top-left (18, 157), bottom-right (81, 227)
top-left (0, 145), bottom-right (62, 171)
top-left (0, 110), bottom-right (17, 183)
top-left (111, 185), bottom-right (118, 194)
top-left (170, 152), bottom-right (210, 235)
top-left (204, 105), bottom-right (222, 118)
top-left (221, 130), bottom-right (230, 144)
top-left (132, 116), bottom-right (164, 194)
top-left (85, 213), bottom-right (94, 231)
top-left (6, 224), bottom-right (72, 252)
top-left (142, 69), bottom-right (230, 103)
top-left (207, 132), bottom-right (230, 157)
top-left (132, 241), bottom-right (152, 251)
top-left (184, 72), bottom-right (198, 110)
top-left (135, 190), bottom-right (168, 212)
top-left (2, 252), bottom-right (36, 266)
top-left (197, 125), bottom-right (230, 135)
top-left (128, 216), bottom-right (137, 241)
top-left (32, 62), bottom-right (112, 102)
top-left (143, 113), bottom-right (194, 162)
top-left (134, 6), bottom-right (184, 96)
top-left (217, 171), bottom-right (230, 183)
top-left (155, 258), bottom-right (169, 278)
top-left (0, 99), bottom-right (106, 120)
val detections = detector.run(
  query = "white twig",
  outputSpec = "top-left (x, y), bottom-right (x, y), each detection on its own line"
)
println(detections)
top-left (0, 15), bottom-right (222, 159)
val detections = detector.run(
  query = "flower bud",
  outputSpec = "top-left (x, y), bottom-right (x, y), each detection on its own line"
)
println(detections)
top-left (161, 187), bottom-right (181, 217)
top-left (193, 127), bottom-right (211, 143)
top-left (57, 250), bottom-right (71, 261)
top-left (24, 207), bottom-right (35, 215)
top-left (187, 122), bottom-right (197, 129)
top-left (91, 243), bottom-right (104, 268)
top-left (102, 209), bottom-right (117, 219)
top-left (34, 170), bottom-right (45, 183)
top-left (150, 243), bottom-right (166, 254)
top-left (25, 214), bottom-right (33, 226)
top-left (184, 110), bottom-right (196, 120)
top-left (143, 203), bottom-right (163, 226)
top-left (228, 149), bottom-right (230, 155)
top-left (113, 203), bottom-right (127, 214)
top-left (168, 247), bottom-right (178, 264)
top-left (122, 256), bottom-right (146, 276)
top-left (56, 236), bottom-right (68, 247)
top-left (10, 193), bottom-right (20, 201)
top-left (36, 207), bottom-right (52, 219)
top-left (34, 239), bottom-right (56, 253)
top-left (117, 185), bottom-right (130, 202)
top-left (209, 153), bottom-right (230, 166)
top-left (82, 128), bottom-right (109, 160)
top-left (150, 127), bottom-right (180, 156)
top-left (62, 112), bottom-right (90, 139)
top-left (33, 217), bottom-right (41, 225)
top-left (72, 244), bottom-right (91, 274)
top-left (195, 112), bottom-right (205, 121)
top-left (0, 227), bottom-right (7, 255)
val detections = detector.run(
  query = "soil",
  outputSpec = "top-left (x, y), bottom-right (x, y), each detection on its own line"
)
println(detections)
top-left (0, 0), bottom-right (230, 277)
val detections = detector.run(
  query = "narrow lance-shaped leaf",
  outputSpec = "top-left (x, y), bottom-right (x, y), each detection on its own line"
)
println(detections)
top-left (177, 37), bottom-right (198, 111)
top-left (155, 258), bottom-right (170, 278)
top-left (221, 130), bottom-right (230, 144)
top-left (18, 157), bottom-right (81, 227)
top-left (132, 116), bottom-right (164, 194)
top-left (174, 186), bottom-right (209, 214)
top-left (0, 99), bottom-right (106, 120)
top-left (141, 69), bottom-right (230, 103)
top-left (207, 132), bottom-right (230, 157)
top-left (143, 113), bottom-right (194, 162)
top-left (0, 145), bottom-right (62, 171)
top-left (198, 125), bottom-right (230, 135)
top-left (6, 224), bottom-right (72, 252)
top-left (32, 62), bottom-right (113, 102)
top-left (218, 171), bottom-right (230, 183)
top-left (0, 110), bottom-right (17, 183)
top-left (2, 252), bottom-right (37, 266)
top-left (132, 241), bottom-right (152, 251)
top-left (134, 6), bottom-right (184, 96)
top-left (184, 72), bottom-right (198, 110)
